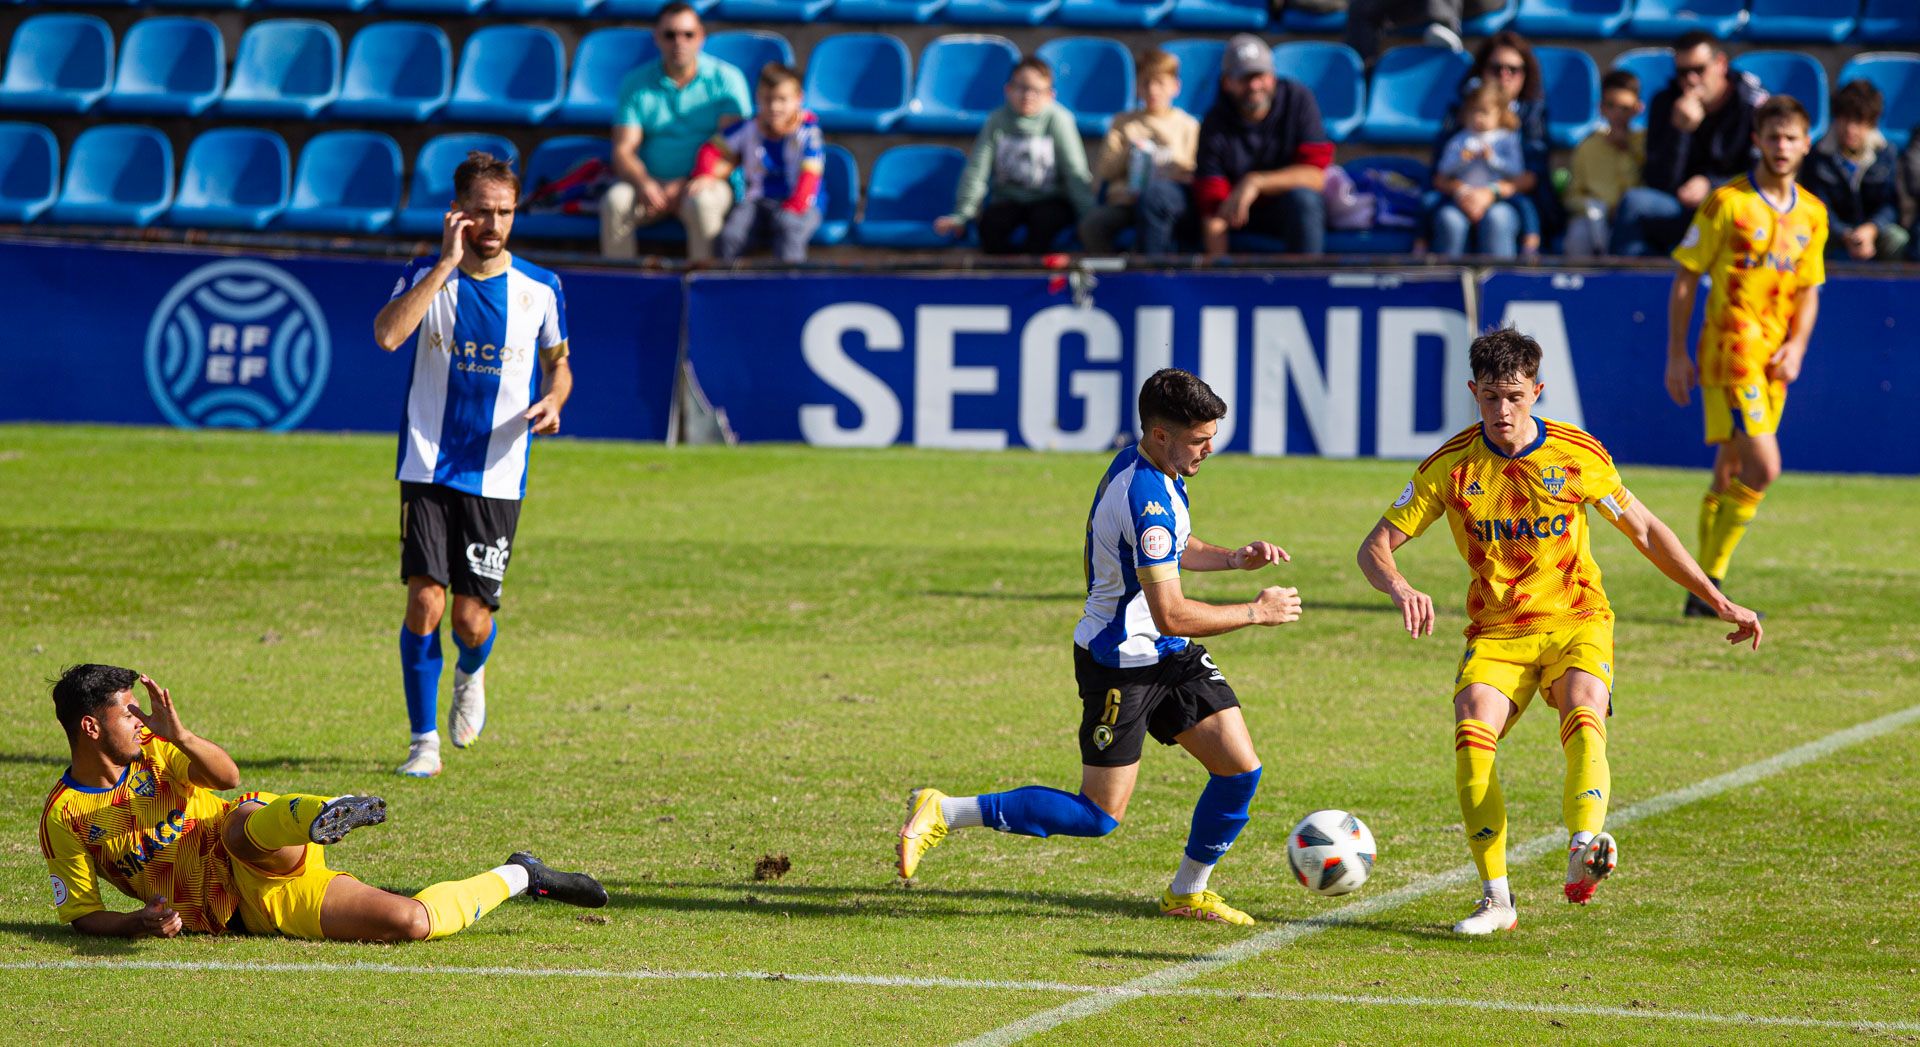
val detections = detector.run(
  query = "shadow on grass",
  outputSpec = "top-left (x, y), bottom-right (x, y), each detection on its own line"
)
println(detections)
top-left (597, 880), bottom-right (1153, 920)
top-left (0, 920), bottom-right (149, 956)
top-left (1078, 947), bottom-right (1201, 963)
top-left (921, 590), bottom-right (1084, 603)
top-left (239, 755), bottom-right (374, 774)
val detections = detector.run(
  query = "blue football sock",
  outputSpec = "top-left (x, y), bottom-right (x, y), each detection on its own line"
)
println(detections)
top-left (1184, 766), bottom-right (1262, 865)
top-left (454, 620), bottom-right (496, 675)
top-left (400, 626), bottom-right (443, 735)
top-left (978, 786), bottom-right (1118, 839)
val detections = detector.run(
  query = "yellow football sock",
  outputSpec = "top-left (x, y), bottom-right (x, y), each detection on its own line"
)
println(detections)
top-left (1558, 707), bottom-right (1610, 837)
top-left (241, 794), bottom-right (332, 851)
top-left (1454, 720), bottom-right (1507, 881)
top-left (412, 871), bottom-right (514, 940)
top-left (1697, 490), bottom-right (1721, 562)
top-left (1703, 479), bottom-right (1765, 580)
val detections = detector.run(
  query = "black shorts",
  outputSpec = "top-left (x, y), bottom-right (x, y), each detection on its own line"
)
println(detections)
top-left (399, 482), bottom-right (521, 609)
top-left (1074, 643), bottom-right (1241, 767)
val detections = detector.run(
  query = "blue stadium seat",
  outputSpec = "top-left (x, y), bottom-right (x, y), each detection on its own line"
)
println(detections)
top-left (1323, 155), bottom-right (1427, 254)
top-left (1058, 0), bottom-right (1174, 29)
top-left (1275, 40), bottom-right (1366, 143)
top-left (446, 25), bottom-right (564, 125)
top-left (1840, 53), bottom-right (1920, 151)
top-left (854, 144), bottom-right (968, 247)
top-left (50, 125), bottom-right (172, 226)
top-left (1514, 0), bottom-right (1634, 37)
top-left (705, 30), bottom-right (795, 88)
top-left (1463, 0), bottom-right (1519, 33)
top-left (107, 17), bottom-right (224, 116)
top-left (1628, 0), bottom-right (1746, 39)
top-left (171, 127), bottom-right (290, 230)
top-left (0, 14), bottom-right (113, 114)
top-left (944, 0), bottom-right (1061, 26)
top-left (281, 130), bottom-right (400, 233)
top-left (1360, 46), bottom-right (1471, 144)
top-left (900, 35), bottom-right (1018, 134)
top-left (260, 0), bottom-right (374, 13)
top-left (1732, 49), bottom-right (1828, 141)
top-left (1610, 46), bottom-right (1670, 130)
top-left (815, 143), bottom-right (857, 244)
top-left (515, 135), bottom-right (607, 240)
top-left (832, 0), bottom-right (948, 22)
top-left (1038, 37), bottom-right (1135, 135)
top-left (1281, 5), bottom-right (1343, 32)
top-left (1168, 0), bottom-right (1265, 30)
top-left (601, 0), bottom-right (716, 16)
top-left (0, 123), bottom-right (58, 223)
top-left (221, 19), bottom-right (341, 119)
top-left (332, 23), bottom-right (450, 122)
top-left (1535, 45), bottom-right (1603, 148)
top-left (1860, 0), bottom-right (1920, 42)
top-left (561, 28), bottom-right (658, 127)
top-left (1743, 0), bottom-right (1856, 43)
top-left (384, 0), bottom-right (490, 14)
top-left (396, 132), bottom-right (517, 236)
top-left (148, 0), bottom-right (247, 9)
top-left (1162, 38), bottom-right (1224, 117)
top-left (714, 0), bottom-right (833, 22)
top-left (804, 33), bottom-right (910, 132)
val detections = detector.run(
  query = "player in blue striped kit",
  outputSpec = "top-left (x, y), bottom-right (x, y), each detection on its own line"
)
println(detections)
top-left (373, 152), bottom-right (573, 778)
top-left (898, 369), bottom-right (1304, 925)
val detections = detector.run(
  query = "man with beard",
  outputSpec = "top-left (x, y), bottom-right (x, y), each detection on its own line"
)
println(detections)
top-left (1193, 34), bottom-right (1333, 258)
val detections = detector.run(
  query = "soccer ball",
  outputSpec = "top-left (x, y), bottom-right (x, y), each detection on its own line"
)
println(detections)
top-left (1286, 810), bottom-right (1376, 896)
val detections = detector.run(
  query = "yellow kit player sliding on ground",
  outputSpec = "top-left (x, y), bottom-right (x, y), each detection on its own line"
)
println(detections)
top-left (1356, 328), bottom-right (1762, 936)
top-left (1666, 95), bottom-right (1826, 617)
top-left (39, 665), bottom-right (606, 941)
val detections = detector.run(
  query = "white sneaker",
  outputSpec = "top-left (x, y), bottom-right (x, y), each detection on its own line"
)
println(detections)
top-left (1564, 831), bottom-right (1618, 904)
top-left (451, 666), bottom-right (486, 749)
top-left (396, 739), bottom-right (442, 778)
top-left (1452, 893), bottom-right (1518, 935)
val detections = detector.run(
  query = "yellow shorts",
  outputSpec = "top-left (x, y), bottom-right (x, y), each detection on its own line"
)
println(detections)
top-left (1704, 380), bottom-right (1786, 444)
top-left (1454, 619), bottom-right (1615, 723)
top-left (228, 795), bottom-right (350, 939)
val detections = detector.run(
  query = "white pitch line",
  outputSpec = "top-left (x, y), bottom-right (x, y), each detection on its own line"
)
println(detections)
top-left (4, 960), bottom-right (1915, 1035)
top-left (960, 699), bottom-right (1920, 1046)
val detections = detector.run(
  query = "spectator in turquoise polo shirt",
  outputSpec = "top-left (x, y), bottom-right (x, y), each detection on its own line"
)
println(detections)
top-left (602, 2), bottom-right (752, 262)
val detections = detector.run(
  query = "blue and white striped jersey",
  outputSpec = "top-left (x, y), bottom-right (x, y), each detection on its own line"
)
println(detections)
top-left (388, 254), bottom-right (568, 501)
top-left (1074, 447), bottom-right (1192, 669)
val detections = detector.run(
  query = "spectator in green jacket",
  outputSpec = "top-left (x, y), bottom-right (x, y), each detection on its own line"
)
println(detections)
top-left (935, 58), bottom-right (1095, 255)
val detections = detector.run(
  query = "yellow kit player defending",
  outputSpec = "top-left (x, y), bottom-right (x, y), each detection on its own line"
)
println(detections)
top-left (1357, 328), bottom-right (1762, 936)
top-left (40, 665), bottom-right (606, 941)
top-left (1666, 95), bottom-right (1826, 617)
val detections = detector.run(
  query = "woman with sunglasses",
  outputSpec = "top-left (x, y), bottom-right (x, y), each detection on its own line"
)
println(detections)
top-left (1422, 30), bottom-right (1557, 259)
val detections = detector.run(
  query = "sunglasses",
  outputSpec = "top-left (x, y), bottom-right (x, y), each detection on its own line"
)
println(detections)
top-left (1676, 63), bottom-right (1711, 78)
top-left (657, 28), bottom-right (699, 39)
top-left (1488, 62), bottom-right (1525, 76)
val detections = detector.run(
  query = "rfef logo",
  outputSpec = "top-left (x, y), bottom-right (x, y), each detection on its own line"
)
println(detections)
top-left (145, 260), bottom-right (333, 431)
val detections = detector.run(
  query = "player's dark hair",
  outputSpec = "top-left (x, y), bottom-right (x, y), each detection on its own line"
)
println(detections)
top-left (656, 0), bottom-right (701, 23)
top-left (758, 62), bottom-right (801, 92)
top-left (1672, 30), bottom-right (1721, 57)
top-left (1138, 368), bottom-right (1227, 431)
top-left (1600, 69), bottom-right (1640, 98)
top-left (1469, 327), bottom-right (1542, 384)
top-left (51, 663), bottom-right (136, 742)
top-left (1010, 57), bottom-right (1053, 86)
top-left (1755, 94), bottom-right (1811, 135)
top-left (454, 150), bottom-right (520, 201)
top-left (1832, 79), bottom-right (1884, 127)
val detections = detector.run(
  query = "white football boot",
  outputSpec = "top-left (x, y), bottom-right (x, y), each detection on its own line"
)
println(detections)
top-left (1452, 892), bottom-right (1518, 935)
top-left (450, 666), bottom-right (487, 749)
top-left (1564, 832), bottom-right (1618, 904)
top-left (396, 738), bottom-right (442, 778)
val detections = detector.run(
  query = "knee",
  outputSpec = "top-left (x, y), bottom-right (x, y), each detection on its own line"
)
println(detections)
top-left (1483, 203), bottom-right (1520, 237)
top-left (450, 603), bottom-right (491, 646)
top-left (405, 582), bottom-right (444, 626)
top-left (397, 900), bottom-right (433, 942)
top-left (603, 181), bottom-right (634, 215)
top-left (1432, 205), bottom-right (1469, 237)
top-left (1282, 186), bottom-right (1324, 221)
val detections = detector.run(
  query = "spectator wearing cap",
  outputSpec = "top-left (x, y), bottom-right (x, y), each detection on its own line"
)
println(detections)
top-left (1805, 79), bottom-right (1906, 262)
top-left (937, 57), bottom-right (1095, 256)
top-left (1610, 30), bottom-right (1766, 257)
top-left (1194, 34), bottom-right (1333, 258)
top-left (603, 2), bottom-right (752, 261)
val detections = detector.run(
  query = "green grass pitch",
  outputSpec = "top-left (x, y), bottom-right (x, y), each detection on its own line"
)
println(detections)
top-left (1, 424), bottom-right (1916, 1044)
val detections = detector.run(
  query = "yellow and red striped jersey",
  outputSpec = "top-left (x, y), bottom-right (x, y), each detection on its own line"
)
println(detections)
top-left (1672, 173), bottom-right (1828, 387)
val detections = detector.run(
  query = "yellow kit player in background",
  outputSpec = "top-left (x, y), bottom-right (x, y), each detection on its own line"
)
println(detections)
top-left (39, 665), bottom-right (606, 940)
top-left (1666, 95), bottom-right (1827, 617)
top-left (1356, 327), bottom-right (1762, 936)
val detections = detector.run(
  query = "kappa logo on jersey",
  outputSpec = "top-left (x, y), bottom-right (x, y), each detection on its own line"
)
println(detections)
top-left (144, 259), bottom-right (333, 432)
top-left (1540, 466), bottom-right (1567, 496)
top-left (1464, 481), bottom-right (1484, 497)
top-left (50, 874), bottom-right (67, 907)
top-left (467, 535), bottom-right (511, 582)
top-left (1140, 501), bottom-right (1168, 518)
top-left (1140, 525), bottom-right (1174, 561)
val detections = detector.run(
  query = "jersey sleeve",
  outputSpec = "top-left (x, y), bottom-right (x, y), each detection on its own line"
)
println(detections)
top-left (1126, 476), bottom-right (1182, 584)
top-left (1797, 210), bottom-right (1828, 287)
top-left (540, 276), bottom-right (568, 352)
top-left (1671, 194), bottom-right (1727, 274)
top-left (388, 256), bottom-right (434, 303)
top-left (1575, 441), bottom-right (1635, 523)
top-left (1381, 461), bottom-right (1447, 538)
top-left (40, 801), bottom-right (102, 923)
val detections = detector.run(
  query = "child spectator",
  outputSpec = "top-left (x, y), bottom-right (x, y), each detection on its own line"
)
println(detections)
top-left (1430, 82), bottom-right (1538, 257)
top-left (691, 64), bottom-right (826, 263)
top-left (1079, 49), bottom-right (1199, 255)
top-left (937, 57), bottom-right (1094, 255)
top-left (1563, 70), bottom-right (1646, 258)
top-left (1806, 79), bottom-right (1906, 262)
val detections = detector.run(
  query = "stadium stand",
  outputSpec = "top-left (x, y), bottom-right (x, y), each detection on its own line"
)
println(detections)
top-left (803, 32), bottom-right (911, 132)
top-left (513, 134), bottom-right (607, 239)
top-left (1627, 0), bottom-right (1747, 39)
top-left (220, 19), bottom-right (340, 119)
top-left (106, 16), bottom-right (224, 117)
top-left (1166, 0), bottom-right (1264, 32)
top-left (396, 132), bottom-right (517, 235)
top-left (0, 14), bottom-right (112, 115)
top-left (281, 129), bottom-right (403, 233)
top-left (1280, 5), bottom-right (1343, 33)
top-left (333, 22), bottom-right (452, 122)
top-left (943, 0), bottom-right (1061, 27)
top-left (1860, 0), bottom-right (1920, 43)
top-left (600, 0), bottom-right (685, 16)
top-left (0, 122), bottom-right (58, 223)
top-left (1322, 154), bottom-right (1427, 255)
top-left (1732, 48), bottom-right (1830, 141)
top-left (493, 0), bottom-right (607, 18)
top-left (704, 28), bottom-right (796, 87)
top-left (1611, 45), bottom-right (1673, 130)
top-left (1275, 40), bottom-right (1366, 142)
top-left (1515, 0), bottom-right (1634, 39)
top-left (1743, 0), bottom-right (1858, 44)
top-left (833, 0), bottom-right (950, 23)
top-left (1534, 44), bottom-right (1604, 149)
top-left (899, 33), bottom-right (1018, 134)
top-left (1358, 45), bottom-right (1471, 144)
top-left (1465, 0), bottom-right (1521, 35)
top-left (1037, 35), bottom-right (1135, 135)
top-left (853, 143), bottom-right (969, 247)
top-left (445, 24), bottom-right (564, 124)
top-left (1057, 0), bottom-right (1174, 30)
top-left (817, 142), bottom-right (858, 243)
top-left (384, 0), bottom-right (491, 16)
top-left (713, 0), bottom-right (835, 26)
top-left (1839, 52), bottom-right (1920, 150)
top-left (561, 27), bottom-right (657, 126)
top-left (1161, 37), bottom-right (1223, 116)
top-left (171, 127), bottom-right (291, 231)
top-left (49, 124), bottom-right (172, 227)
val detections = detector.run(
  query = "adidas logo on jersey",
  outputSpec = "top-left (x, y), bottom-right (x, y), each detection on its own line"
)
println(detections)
top-left (1464, 481), bottom-right (1484, 497)
top-left (1140, 501), bottom-right (1168, 518)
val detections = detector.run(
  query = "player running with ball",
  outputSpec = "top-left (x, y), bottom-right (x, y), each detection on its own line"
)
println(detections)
top-left (899, 369), bottom-right (1303, 926)
top-left (1356, 328), bottom-right (1762, 936)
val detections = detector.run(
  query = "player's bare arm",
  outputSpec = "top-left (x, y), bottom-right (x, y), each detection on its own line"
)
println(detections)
top-left (1141, 572), bottom-right (1300, 637)
top-left (1768, 285), bottom-right (1818, 384)
top-left (1665, 269), bottom-right (1702, 406)
top-left (1606, 500), bottom-right (1763, 648)
top-left (374, 210), bottom-right (468, 351)
top-left (71, 894), bottom-right (183, 940)
top-left (524, 346), bottom-right (573, 435)
top-left (1356, 518), bottom-right (1436, 638)
top-left (130, 673), bottom-right (240, 790)
top-left (1180, 537), bottom-right (1290, 572)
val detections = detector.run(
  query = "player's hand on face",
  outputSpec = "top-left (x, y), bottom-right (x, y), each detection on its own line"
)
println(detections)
top-left (1391, 584), bottom-right (1435, 638)
top-left (523, 397), bottom-right (562, 435)
top-left (1253, 585), bottom-right (1302, 625)
top-left (129, 674), bottom-right (187, 740)
top-left (1664, 354), bottom-right (1697, 406)
top-left (140, 895), bottom-right (182, 938)
top-left (1721, 602), bottom-right (1763, 649)
top-left (1229, 541), bottom-right (1289, 570)
top-left (441, 209), bottom-right (471, 268)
